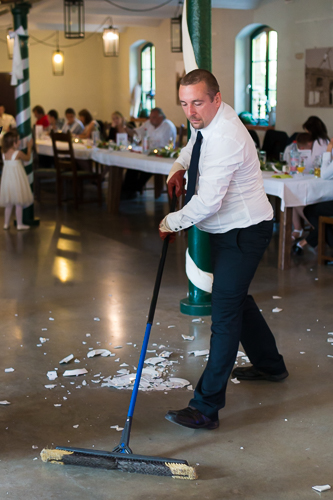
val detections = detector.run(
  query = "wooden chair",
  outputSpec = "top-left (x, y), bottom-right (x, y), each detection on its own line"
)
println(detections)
top-left (318, 216), bottom-right (333, 265)
top-left (177, 124), bottom-right (187, 148)
top-left (50, 131), bottom-right (102, 208)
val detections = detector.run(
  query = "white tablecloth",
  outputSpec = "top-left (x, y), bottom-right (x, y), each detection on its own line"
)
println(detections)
top-left (35, 139), bottom-right (92, 160)
top-left (262, 172), bottom-right (333, 209)
top-left (91, 149), bottom-right (174, 175)
top-left (35, 139), bottom-right (174, 175)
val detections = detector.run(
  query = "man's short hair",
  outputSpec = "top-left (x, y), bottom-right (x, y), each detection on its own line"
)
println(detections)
top-left (32, 105), bottom-right (45, 115)
top-left (180, 69), bottom-right (220, 101)
top-left (48, 109), bottom-right (58, 120)
top-left (296, 132), bottom-right (313, 146)
top-left (65, 107), bottom-right (75, 115)
top-left (151, 107), bottom-right (166, 119)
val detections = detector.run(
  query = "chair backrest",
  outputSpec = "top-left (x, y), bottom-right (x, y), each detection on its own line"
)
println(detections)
top-left (177, 124), bottom-right (187, 148)
top-left (262, 130), bottom-right (289, 161)
top-left (247, 129), bottom-right (260, 149)
top-left (50, 130), bottom-right (77, 175)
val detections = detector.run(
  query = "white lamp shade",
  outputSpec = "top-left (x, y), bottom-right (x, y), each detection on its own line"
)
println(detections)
top-left (103, 27), bottom-right (119, 57)
top-left (52, 50), bottom-right (64, 76)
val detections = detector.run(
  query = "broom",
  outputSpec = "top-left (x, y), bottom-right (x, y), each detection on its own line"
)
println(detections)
top-left (41, 191), bottom-right (197, 480)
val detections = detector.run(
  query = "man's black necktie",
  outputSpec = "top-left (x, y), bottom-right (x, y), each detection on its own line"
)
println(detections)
top-left (184, 131), bottom-right (203, 205)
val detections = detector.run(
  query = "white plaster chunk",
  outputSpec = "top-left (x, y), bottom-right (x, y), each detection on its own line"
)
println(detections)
top-left (0, 401), bottom-right (11, 405)
top-left (47, 371), bottom-right (58, 380)
top-left (63, 368), bottom-right (88, 377)
top-left (312, 485), bottom-right (331, 493)
top-left (189, 349), bottom-right (209, 357)
top-left (182, 335), bottom-right (194, 341)
top-left (87, 349), bottom-right (113, 358)
top-left (231, 378), bottom-right (241, 384)
top-left (272, 307), bottom-right (283, 313)
top-left (59, 354), bottom-right (74, 364)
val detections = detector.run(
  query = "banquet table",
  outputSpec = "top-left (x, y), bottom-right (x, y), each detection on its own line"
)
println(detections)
top-left (36, 138), bottom-right (92, 160)
top-left (35, 139), bottom-right (333, 270)
top-left (262, 172), bottom-right (333, 269)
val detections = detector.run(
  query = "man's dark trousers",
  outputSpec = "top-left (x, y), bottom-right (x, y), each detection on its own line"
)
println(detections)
top-left (189, 219), bottom-right (287, 421)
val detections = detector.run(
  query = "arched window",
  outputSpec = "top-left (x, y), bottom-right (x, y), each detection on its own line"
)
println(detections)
top-left (250, 27), bottom-right (277, 121)
top-left (141, 43), bottom-right (155, 114)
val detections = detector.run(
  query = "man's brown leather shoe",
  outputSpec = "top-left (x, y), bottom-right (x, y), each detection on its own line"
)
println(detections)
top-left (165, 406), bottom-right (219, 430)
top-left (232, 365), bottom-right (289, 382)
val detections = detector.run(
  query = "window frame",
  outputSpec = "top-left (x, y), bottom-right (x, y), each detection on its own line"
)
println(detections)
top-left (140, 42), bottom-right (156, 114)
top-left (250, 26), bottom-right (277, 120)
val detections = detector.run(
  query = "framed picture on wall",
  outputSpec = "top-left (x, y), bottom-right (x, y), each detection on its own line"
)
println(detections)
top-left (305, 47), bottom-right (333, 108)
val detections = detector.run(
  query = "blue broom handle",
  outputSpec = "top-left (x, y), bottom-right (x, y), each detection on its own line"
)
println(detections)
top-left (127, 190), bottom-right (177, 418)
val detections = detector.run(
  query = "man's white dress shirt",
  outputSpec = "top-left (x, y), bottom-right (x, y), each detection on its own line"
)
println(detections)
top-left (0, 113), bottom-right (16, 132)
top-left (167, 102), bottom-right (273, 234)
top-left (136, 118), bottom-right (177, 149)
top-left (62, 118), bottom-right (84, 135)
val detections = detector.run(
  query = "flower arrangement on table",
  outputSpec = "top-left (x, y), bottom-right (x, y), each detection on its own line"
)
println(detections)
top-left (148, 146), bottom-right (181, 159)
top-left (96, 141), bottom-right (110, 150)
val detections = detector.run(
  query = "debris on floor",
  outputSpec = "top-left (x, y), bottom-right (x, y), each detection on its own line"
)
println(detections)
top-left (59, 354), bottom-right (74, 364)
top-left (312, 485), bottom-right (331, 493)
top-left (182, 334), bottom-right (195, 341)
top-left (0, 400), bottom-right (11, 405)
top-left (4, 368), bottom-right (15, 373)
top-left (47, 371), bottom-right (58, 380)
top-left (63, 368), bottom-right (88, 377)
top-left (87, 349), bottom-right (113, 358)
top-left (110, 425), bottom-right (124, 431)
top-left (272, 307), bottom-right (283, 313)
top-left (189, 349), bottom-right (209, 357)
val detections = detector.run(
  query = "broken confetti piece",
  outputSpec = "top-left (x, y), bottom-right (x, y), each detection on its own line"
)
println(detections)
top-left (182, 335), bottom-right (194, 341)
top-left (59, 354), bottom-right (74, 364)
top-left (231, 378), bottom-right (240, 384)
top-left (189, 349), bottom-right (209, 357)
top-left (119, 363), bottom-right (129, 367)
top-left (312, 485), bottom-right (331, 493)
top-left (272, 296), bottom-right (281, 299)
top-left (44, 384), bottom-right (57, 389)
top-left (39, 337), bottom-right (49, 343)
top-left (47, 371), bottom-right (58, 381)
top-left (63, 368), bottom-right (88, 377)
top-left (87, 349), bottom-right (113, 358)
top-left (159, 351), bottom-right (172, 358)
top-left (32, 445), bottom-right (38, 449)
top-left (110, 425), bottom-right (124, 431)
top-left (49, 318), bottom-right (54, 321)
top-left (191, 318), bottom-right (202, 323)
top-left (236, 351), bottom-right (245, 357)
top-left (86, 333), bottom-right (91, 337)
top-left (73, 425), bottom-right (79, 429)
top-left (54, 404), bottom-right (62, 407)
top-left (168, 325), bottom-right (175, 328)
top-left (272, 307), bottom-right (283, 313)
top-left (4, 368), bottom-right (14, 373)
top-left (0, 401), bottom-right (11, 405)
top-left (93, 317), bottom-right (100, 321)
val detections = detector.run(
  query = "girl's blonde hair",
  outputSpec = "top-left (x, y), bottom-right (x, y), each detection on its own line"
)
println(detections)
top-left (2, 130), bottom-right (19, 153)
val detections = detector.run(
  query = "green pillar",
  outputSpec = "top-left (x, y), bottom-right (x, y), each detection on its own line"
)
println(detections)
top-left (180, 0), bottom-right (212, 316)
top-left (12, 2), bottom-right (39, 227)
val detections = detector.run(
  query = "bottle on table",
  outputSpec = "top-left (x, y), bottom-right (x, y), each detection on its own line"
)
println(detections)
top-left (142, 130), bottom-right (150, 153)
top-left (289, 141), bottom-right (299, 174)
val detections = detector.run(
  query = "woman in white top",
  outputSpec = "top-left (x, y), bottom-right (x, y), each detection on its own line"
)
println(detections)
top-left (77, 109), bottom-right (99, 139)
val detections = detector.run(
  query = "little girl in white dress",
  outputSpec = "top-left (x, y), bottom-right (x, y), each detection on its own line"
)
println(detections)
top-left (0, 130), bottom-right (34, 230)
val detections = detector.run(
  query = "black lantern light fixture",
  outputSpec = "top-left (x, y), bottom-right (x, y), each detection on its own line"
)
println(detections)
top-left (6, 28), bottom-right (14, 59)
top-left (64, 0), bottom-right (85, 39)
top-left (170, 15), bottom-right (182, 53)
top-left (52, 32), bottom-right (64, 76)
top-left (103, 22), bottom-right (119, 57)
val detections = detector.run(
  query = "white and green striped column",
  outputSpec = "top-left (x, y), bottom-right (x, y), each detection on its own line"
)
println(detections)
top-left (180, 0), bottom-right (212, 316)
top-left (12, 2), bottom-right (39, 226)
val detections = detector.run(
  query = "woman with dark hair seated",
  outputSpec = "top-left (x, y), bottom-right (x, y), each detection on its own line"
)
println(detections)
top-left (77, 109), bottom-right (99, 139)
top-left (302, 115), bottom-right (329, 159)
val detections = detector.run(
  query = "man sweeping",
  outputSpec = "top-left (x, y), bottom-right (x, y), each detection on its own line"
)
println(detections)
top-left (159, 69), bottom-right (288, 430)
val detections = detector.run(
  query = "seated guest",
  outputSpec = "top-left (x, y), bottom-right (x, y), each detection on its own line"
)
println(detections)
top-left (293, 140), bottom-right (333, 255)
top-left (303, 115), bottom-right (329, 159)
top-left (77, 109), bottom-right (99, 139)
top-left (61, 108), bottom-right (84, 135)
top-left (0, 103), bottom-right (16, 132)
top-left (131, 107), bottom-right (177, 150)
top-left (123, 108), bottom-right (177, 199)
top-left (32, 105), bottom-right (49, 129)
top-left (47, 109), bottom-right (61, 132)
top-left (108, 111), bottom-right (128, 141)
top-left (289, 133), bottom-right (314, 240)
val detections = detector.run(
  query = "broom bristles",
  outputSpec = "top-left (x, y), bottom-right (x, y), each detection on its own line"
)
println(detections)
top-left (40, 448), bottom-right (197, 480)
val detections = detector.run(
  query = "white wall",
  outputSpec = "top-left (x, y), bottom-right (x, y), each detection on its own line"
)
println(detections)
top-left (0, 0), bottom-right (332, 137)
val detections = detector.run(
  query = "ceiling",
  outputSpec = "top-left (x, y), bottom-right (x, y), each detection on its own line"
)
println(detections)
top-left (0, 0), bottom-right (263, 31)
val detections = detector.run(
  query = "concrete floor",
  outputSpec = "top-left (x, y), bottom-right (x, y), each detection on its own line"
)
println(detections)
top-left (0, 190), bottom-right (333, 500)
